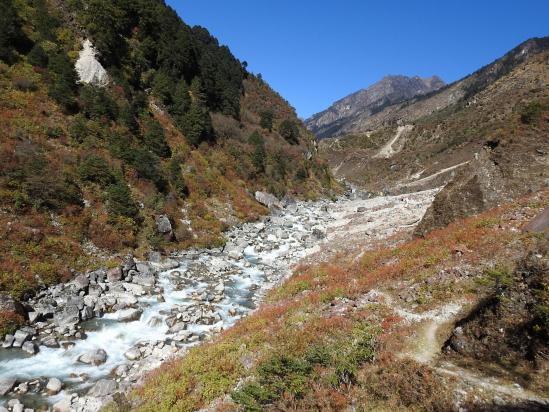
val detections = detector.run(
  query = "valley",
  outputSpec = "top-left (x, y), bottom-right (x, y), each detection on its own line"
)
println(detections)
top-left (0, 1), bottom-right (547, 411)
top-left (1, 189), bottom-right (438, 411)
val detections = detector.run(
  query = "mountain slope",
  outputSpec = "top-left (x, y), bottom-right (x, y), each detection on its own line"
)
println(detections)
top-left (319, 37), bottom-right (548, 233)
top-left (0, 0), bottom-right (337, 304)
top-left (306, 75), bottom-right (445, 139)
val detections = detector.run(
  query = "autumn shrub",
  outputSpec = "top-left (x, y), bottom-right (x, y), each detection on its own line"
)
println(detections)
top-left (0, 311), bottom-right (25, 337)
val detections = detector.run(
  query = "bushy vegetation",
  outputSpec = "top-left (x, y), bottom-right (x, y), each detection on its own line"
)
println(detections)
top-left (0, 0), bottom-right (336, 302)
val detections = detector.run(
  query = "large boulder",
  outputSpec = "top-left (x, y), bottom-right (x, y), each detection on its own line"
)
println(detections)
top-left (46, 377), bottom-right (63, 395)
top-left (54, 305), bottom-right (80, 329)
top-left (255, 191), bottom-right (283, 209)
top-left (0, 377), bottom-right (16, 396)
top-left (155, 215), bottom-right (173, 234)
top-left (87, 379), bottom-right (117, 397)
top-left (523, 207), bottom-right (549, 233)
top-left (417, 141), bottom-right (548, 236)
top-left (77, 348), bottom-right (107, 366)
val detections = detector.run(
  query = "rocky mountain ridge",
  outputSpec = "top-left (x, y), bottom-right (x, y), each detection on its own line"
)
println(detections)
top-left (306, 75), bottom-right (445, 139)
top-left (319, 36), bottom-right (548, 234)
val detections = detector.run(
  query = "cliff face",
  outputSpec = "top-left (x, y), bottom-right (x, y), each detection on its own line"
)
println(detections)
top-left (306, 75), bottom-right (445, 139)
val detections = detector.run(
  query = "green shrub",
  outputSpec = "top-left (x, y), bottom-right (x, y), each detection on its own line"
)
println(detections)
top-left (78, 155), bottom-right (116, 186)
top-left (142, 118), bottom-right (171, 158)
top-left (248, 130), bottom-right (266, 173)
top-left (259, 110), bottom-right (273, 132)
top-left (27, 43), bottom-right (49, 68)
top-left (106, 180), bottom-right (139, 220)
top-left (520, 101), bottom-right (544, 124)
top-left (279, 119), bottom-right (300, 145)
top-left (232, 323), bottom-right (378, 410)
top-left (79, 84), bottom-right (118, 120)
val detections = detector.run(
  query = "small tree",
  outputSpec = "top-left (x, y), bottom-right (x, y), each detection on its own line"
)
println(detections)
top-left (78, 155), bottom-right (116, 187)
top-left (171, 79), bottom-right (191, 117)
top-left (248, 130), bottom-right (266, 173)
top-left (259, 111), bottom-right (273, 132)
top-left (279, 119), bottom-right (300, 145)
top-left (142, 118), bottom-right (171, 158)
top-left (106, 180), bottom-right (139, 220)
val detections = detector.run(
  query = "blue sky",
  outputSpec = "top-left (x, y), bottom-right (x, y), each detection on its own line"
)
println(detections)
top-left (167, 1), bottom-right (549, 119)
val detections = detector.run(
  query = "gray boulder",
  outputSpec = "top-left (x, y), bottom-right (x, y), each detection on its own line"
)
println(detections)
top-left (0, 377), bottom-right (16, 396)
top-left (54, 305), bottom-right (80, 329)
top-left (255, 191), bottom-right (283, 209)
top-left (155, 215), bottom-right (173, 234)
top-left (124, 346), bottom-right (141, 361)
top-left (13, 329), bottom-right (31, 348)
top-left (73, 274), bottom-right (90, 291)
top-left (106, 267), bottom-right (122, 282)
top-left (22, 341), bottom-right (37, 355)
top-left (2, 334), bottom-right (14, 348)
top-left (117, 308), bottom-right (143, 322)
top-left (77, 348), bottom-right (107, 366)
top-left (52, 397), bottom-right (72, 412)
top-left (46, 377), bottom-right (63, 395)
top-left (87, 379), bottom-right (117, 397)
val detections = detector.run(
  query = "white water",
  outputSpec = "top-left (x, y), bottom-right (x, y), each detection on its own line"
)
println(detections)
top-left (0, 200), bottom-right (336, 409)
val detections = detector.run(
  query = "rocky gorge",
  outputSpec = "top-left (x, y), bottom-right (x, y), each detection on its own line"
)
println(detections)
top-left (0, 188), bottom-right (438, 412)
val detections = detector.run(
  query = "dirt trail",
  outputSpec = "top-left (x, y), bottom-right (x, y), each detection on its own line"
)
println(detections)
top-left (374, 124), bottom-right (414, 159)
top-left (358, 288), bottom-right (549, 407)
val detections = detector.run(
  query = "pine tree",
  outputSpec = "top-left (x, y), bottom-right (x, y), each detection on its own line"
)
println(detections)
top-left (248, 131), bottom-right (266, 173)
top-left (171, 79), bottom-right (191, 117)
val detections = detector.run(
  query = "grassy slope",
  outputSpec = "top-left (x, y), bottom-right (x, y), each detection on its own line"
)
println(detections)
top-left (131, 191), bottom-right (548, 411)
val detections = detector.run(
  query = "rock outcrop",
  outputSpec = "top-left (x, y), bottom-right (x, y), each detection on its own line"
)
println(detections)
top-left (75, 39), bottom-right (109, 87)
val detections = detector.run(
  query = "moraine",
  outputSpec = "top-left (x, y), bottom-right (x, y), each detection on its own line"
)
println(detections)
top-left (0, 188), bottom-right (438, 411)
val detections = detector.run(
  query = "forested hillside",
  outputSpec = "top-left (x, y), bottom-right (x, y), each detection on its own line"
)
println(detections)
top-left (0, 0), bottom-right (335, 302)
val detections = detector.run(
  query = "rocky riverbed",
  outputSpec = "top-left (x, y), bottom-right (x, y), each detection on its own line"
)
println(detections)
top-left (0, 188), bottom-right (438, 412)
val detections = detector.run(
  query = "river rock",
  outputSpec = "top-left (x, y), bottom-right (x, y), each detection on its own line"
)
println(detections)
top-left (106, 267), bottom-right (123, 282)
top-left (117, 308), bottom-right (143, 322)
top-left (42, 336), bottom-right (59, 348)
top-left (87, 379), bottom-right (117, 397)
top-left (255, 191), bottom-right (283, 209)
top-left (73, 274), bottom-right (90, 291)
top-left (54, 305), bottom-right (80, 328)
top-left (0, 377), bottom-right (16, 396)
top-left (13, 329), bottom-right (30, 347)
top-left (11, 404), bottom-right (23, 412)
top-left (52, 397), bottom-right (72, 412)
top-left (2, 334), bottom-right (14, 348)
top-left (124, 346), bottom-right (141, 361)
top-left (132, 274), bottom-right (155, 287)
top-left (22, 341), bottom-right (37, 355)
top-left (77, 349), bottom-right (107, 366)
top-left (27, 311), bottom-right (40, 323)
top-left (46, 377), bottom-right (63, 395)
top-left (312, 228), bottom-right (326, 239)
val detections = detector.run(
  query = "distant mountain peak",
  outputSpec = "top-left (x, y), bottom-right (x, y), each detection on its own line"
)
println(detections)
top-left (306, 75), bottom-right (445, 139)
